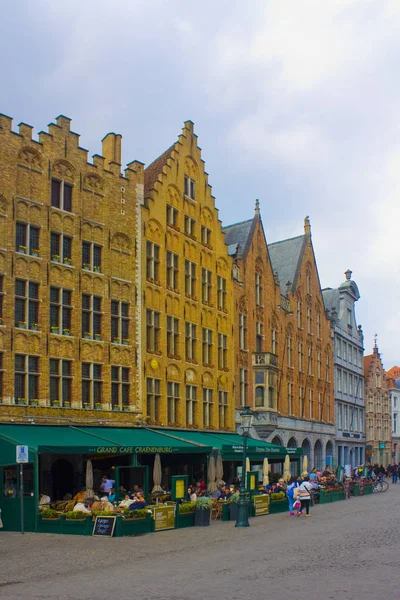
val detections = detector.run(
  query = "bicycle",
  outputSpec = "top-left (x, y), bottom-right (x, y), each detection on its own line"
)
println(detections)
top-left (372, 475), bottom-right (389, 493)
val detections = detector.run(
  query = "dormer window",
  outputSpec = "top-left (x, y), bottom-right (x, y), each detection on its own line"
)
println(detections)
top-left (184, 175), bottom-right (195, 201)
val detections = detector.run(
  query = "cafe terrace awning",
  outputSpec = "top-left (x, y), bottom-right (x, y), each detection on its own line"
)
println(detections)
top-left (158, 429), bottom-right (302, 461)
top-left (0, 425), bottom-right (212, 464)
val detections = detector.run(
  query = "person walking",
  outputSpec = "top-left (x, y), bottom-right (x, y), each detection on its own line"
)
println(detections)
top-left (392, 463), bottom-right (398, 484)
top-left (286, 476), bottom-right (300, 516)
top-left (297, 476), bottom-right (317, 518)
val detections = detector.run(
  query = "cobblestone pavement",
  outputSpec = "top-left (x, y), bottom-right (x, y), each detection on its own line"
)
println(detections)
top-left (1, 485), bottom-right (400, 600)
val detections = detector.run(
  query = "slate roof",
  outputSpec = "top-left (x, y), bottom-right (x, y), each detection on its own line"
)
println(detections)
top-left (322, 287), bottom-right (339, 317)
top-left (222, 219), bottom-right (254, 257)
top-left (144, 145), bottom-right (175, 198)
top-left (268, 234), bottom-right (305, 295)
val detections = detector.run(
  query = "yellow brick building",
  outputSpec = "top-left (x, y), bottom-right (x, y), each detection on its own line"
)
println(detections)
top-left (0, 113), bottom-right (142, 423)
top-left (142, 121), bottom-right (235, 430)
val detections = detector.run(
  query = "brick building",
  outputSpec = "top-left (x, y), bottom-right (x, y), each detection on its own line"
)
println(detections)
top-left (0, 113), bottom-right (142, 422)
top-left (364, 341), bottom-right (391, 465)
top-left (224, 209), bottom-right (335, 469)
top-left (141, 121), bottom-right (235, 430)
top-left (386, 366), bottom-right (400, 463)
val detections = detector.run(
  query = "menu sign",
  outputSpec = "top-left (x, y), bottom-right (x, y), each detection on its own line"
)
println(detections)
top-left (93, 516), bottom-right (117, 537)
top-left (253, 494), bottom-right (269, 516)
top-left (153, 505), bottom-right (175, 531)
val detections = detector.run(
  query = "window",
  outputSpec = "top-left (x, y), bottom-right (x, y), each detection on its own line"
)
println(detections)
top-left (376, 373), bottom-right (381, 388)
top-left (184, 175), bottom-right (195, 200)
top-left (50, 232), bottom-right (72, 264)
top-left (217, 276), bottom-right (227, 310)
top-left (326, 352), bottom-right (331, 381)
top-left (336, 338), bottom-right (341, 358)
top-left (186, 385), bottom-right (197, 425)
top-left (167, 382), bottom-right (180, 423)
top-left (306, 267), bottom-right (311, 295)
top-left (82, 363), bottom-right (102, 407)
top-left (15, 355), bottom-right (39, 403)
top-left (184, 215), bottom-right (196, 237)
top-left (307, 346), bottom-right (313, 375)
top-left (16, 223), bottom-right (39, 255)
top-left (202, 328), bottom-right (212, 365)
top-left (203, 388), bottom-right (213, 427)
top-left (298, 341), bottom-right (303, 372)
top-left (146, 309), bottom-right (160, 352)
top-left (318, 392), bottom-right (323, 421)
top-left (239, 314), bottom-right (247, 350)
top-left (288, 382), bottom-right (294, 414)
top-left (255, 385), bottom-right (264, 408)
top-left (348, 345), bottom-right (353, 365)
top-left (167, 316), bottom-right (179, 357)
top-left (297, 299), bottom-right (303, 328)
top-left (255, 273), bottom-right (263, 306)
top-left (111, 300), bottom-right (129, 343)
top-left (342, 342), bottom-right (347, 361)
top-left (111, 366), bottom-right (130, 409)
top-left (309, 390), bottom-right (314, 419)
top-left (317, 351), bottom-right (321, 379)
top-left (185, 260), bottom-right (196, 298)
top-left (349, 374), bottom-right (353, 396)
top-left (185, 322), bottom-right (197, 361)
top-left (51, 179), bottom-right (72, 212)
top-left (344, 405), bottom-right (348, 430)
top-left (0, 275), bottom-right (4, 321)
top-left (166, 204), bottom-right (178, 227)
top-left (287, 333), bottom-right (293, 367)
top-left (219, 391), bottom-right (228, 428)
top-left (268, 371), bottom-right (277, 409)
top-left (202, 269), bottom-right (212, 303)
top-left (240, 369), bottom-right (248, 407)
top-left (354, 376), bottom-right (358, 398)
top-left (347, 308), bottom-right (352, 327)
top-left (272, 327), bottom-right (277, 355)
top-left (299, 386), bottom-right (304, 417)
top-left (82, 241), bottom-right (102, 272)
top-left (307, 306), bottom-right (312, 334)
top-left (337, 368), bottom-right (342, 392)
top-left (82, 294), bottom-right (102, 339)
top-left (201, 226), bottom-right (211, 246)
top-left (15, 280), bottom-right (39, 329)
top-left (49, 359), bottom-right (72, 406)
top-left (218, 333), bottom-right (228, 369)
top-left (50, 287), bottom-right (72, 334)
top-left (256, 322), bottom-right (263, 352)
top-left (316, 311), bottom-right (321, 338)
top-left (146, 241), bottom-right (160, 282)
top-left (337, 403), bottom-right (342, 429)
top-left (166, 252), bottom-right (179, 290)
top-left (146, 378), bottom-right (161, 421)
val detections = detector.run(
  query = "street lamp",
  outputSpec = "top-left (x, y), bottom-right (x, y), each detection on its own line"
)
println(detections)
top-left (236, 405), bottom-right (254, 528)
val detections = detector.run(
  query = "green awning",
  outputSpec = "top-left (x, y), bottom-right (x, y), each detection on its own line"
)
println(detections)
top-left (0, 425), bottom-right (211, 462)
top-left (158, 429), bottom-right (302, 460)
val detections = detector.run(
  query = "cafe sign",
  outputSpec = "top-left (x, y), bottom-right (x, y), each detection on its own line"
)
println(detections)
top-left (91, 446), bottom-right (176, 454)
top-left (152, 505), bottom-right (175, 531)
top-left (253, 494), bottom-right (269, 516)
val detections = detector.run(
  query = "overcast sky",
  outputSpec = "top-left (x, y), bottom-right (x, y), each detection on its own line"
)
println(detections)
top-left (1, 0), bottom-right (399, 367)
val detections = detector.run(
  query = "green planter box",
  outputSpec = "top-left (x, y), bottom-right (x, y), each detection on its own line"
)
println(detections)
top-left (320, 492), bottom-right (332, 504)
top-left (37, 515), bottom-right (63, 533)
top-left (351, 484), bottom-right (360, 496)
top-left (176, 511), bottom-right (195, 529)
top-left (116, 514), bottom-right (152, 536)
top-left (221, 502), bottom-right (230, 521)
top-left (269, 499), bottom-right (288, 514)
top-left (62, 515), bottom-right (92, 535)
top-left (363, 485), bottom-right (373, 495)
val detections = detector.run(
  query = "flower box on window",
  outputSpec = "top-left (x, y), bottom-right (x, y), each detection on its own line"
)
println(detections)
top-left (30, 399), bottom-right (39, 406)
top-left (83, 264), bottom-right (91, 271)
top-left (63, 329), bottom-right (71, 336)
top-left (122, 339), bottom-right (130, 345)
top-left (95, 403), bottom-right (102, 410)
top-left (112, 405), bottom-right (121, 411)
top-left (84, 332), bottom-right (91, 340)
top-left (31, 323), bottom-right (39, 331)
top-left (63, 257), bottom-right (72, 265)
top-left (19, 245), bottom-right (27, 254)
top-left (113, 338), bottom-right (121, 344)
top-left (64, 401), bottom-right (71, 408)
top-left (94, 334), bottom-right (101, 341)
top-left (93, 266), bottom-right (101, 273)
top-left (18, 322), bottom-right (27, 329)
top-left (16, 398), bottom-right (26, 406)
top-left (52, 255), bottom-right (60, 262)
top-left (52, 400), bottom-right (60, 407)
top-left (83, 403), bottom-right (91, 410)
top-left (31, 249), bottom-right (39, 257)
top-left (51, 326), bottom-right (59, 334)
top-left (123, 406), bottom-right (130, 412)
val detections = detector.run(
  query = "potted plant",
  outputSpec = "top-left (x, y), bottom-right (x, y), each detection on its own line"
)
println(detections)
top-left (94, 333), bottom-right (101, 341)
top-left (83, 263), bottom-right (91, 270)
top-left (63, 257), bottom-right (72, 265)
top-left (113, 405), bottom-right (121, 411)
top-left (63, 328), bottom-right (71, 336)
top-left (31, 322), bottom-right (39, 331)
top-left (113, 337), bottom-right (121, 344)
top-left (229, 492), bottom-right (240, 521)
top-left (65, 511), bottom-right (88, 521)
top-left (52, 254), bottom-right (60, 262)
top-left (51, 326), bottom-right (59, 334)
top-left (52, 400), bottom-right (60, 407)
top-left (93, 265), bottom-right (101, 273)
top-left (31, 248), bottom-right (39, 257)
top-left (64, 401), bottom-right (71, 408)
top-left (95, 402), bottom-right (102, 410)
top-left (18, 321), bottom-right (26, 329)
top-left (84, 332), bottom-right (91, 339)
top-left (194, 497), bottom-right (212, 526)
top-left (123, 338), bottom-right (130, 345)
top-left (30, 398), bottom-right (39, 406)
top-left (19, 245), bottom-right (27, 254)
top-left (269, 491), bottom-right (288, 514)
top-left (16, 398), bottom-right (26, 406)
top-left (40, 508), bottom-right (59, 520)
top-left (84, 402), bottom-right (91, 410)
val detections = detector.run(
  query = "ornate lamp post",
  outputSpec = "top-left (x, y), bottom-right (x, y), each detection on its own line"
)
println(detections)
top-left (235, 405), bottom-right (254, 528)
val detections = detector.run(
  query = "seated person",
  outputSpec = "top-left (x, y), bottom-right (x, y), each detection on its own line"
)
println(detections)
top-left (100, 496), bottom-right (115, 512)
top-left (119, 494), bottom-right (134, 508)
top-left (217, 486), bottom-right (231, 500)
top-left (309, 468), bottom-right (318, 481)
top-left (129, 492), bottom-right (147, 510)
top-left (73, 488), bottom-right (86, 502)
top-left (73, 500), bottom-right (91, 514)
top-left (132, 484), bottom-right (144, 495)
top-left (39, 491), bottom-right (51, 510)
top-left (108, 488), bottom-right (116, 503)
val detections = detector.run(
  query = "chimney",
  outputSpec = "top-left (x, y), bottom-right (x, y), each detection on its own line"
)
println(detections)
top-left (102, 133), bottom-right (122, 171)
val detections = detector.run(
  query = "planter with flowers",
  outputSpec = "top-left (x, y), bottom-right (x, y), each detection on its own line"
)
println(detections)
top-left (31, 249), bottom-right (39, 257)
top-left (63, 328), bottom-right (71, 336)
top-left (19, 245), bottom-right (27, 254)
top-left (52, 254), bottom-right (60, 262)
top-left (194, 497), bottom-right (212, 527)
top-left (269, 491), bottom-right (288, 514)
top-left (51, 326), bottom-right (59, 334)
top-left (31, 323), bottom-right (39, 331)
top-left (18, 322), bottom-right (27, 329)
top-left (63, 257), bottom-right (72, 265)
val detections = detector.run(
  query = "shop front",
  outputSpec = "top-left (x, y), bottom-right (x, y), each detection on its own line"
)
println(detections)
top-left (0, 424), bottom-right (211, 533)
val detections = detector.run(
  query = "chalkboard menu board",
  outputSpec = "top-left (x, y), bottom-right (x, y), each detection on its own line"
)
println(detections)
top-left (93, 516), bottom-right (116, 537)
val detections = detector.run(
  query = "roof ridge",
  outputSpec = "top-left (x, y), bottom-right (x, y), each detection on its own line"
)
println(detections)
top-left (223, 218), bottom-right (253, 230)
top-left (268, 234), bottom-right (305, 247)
